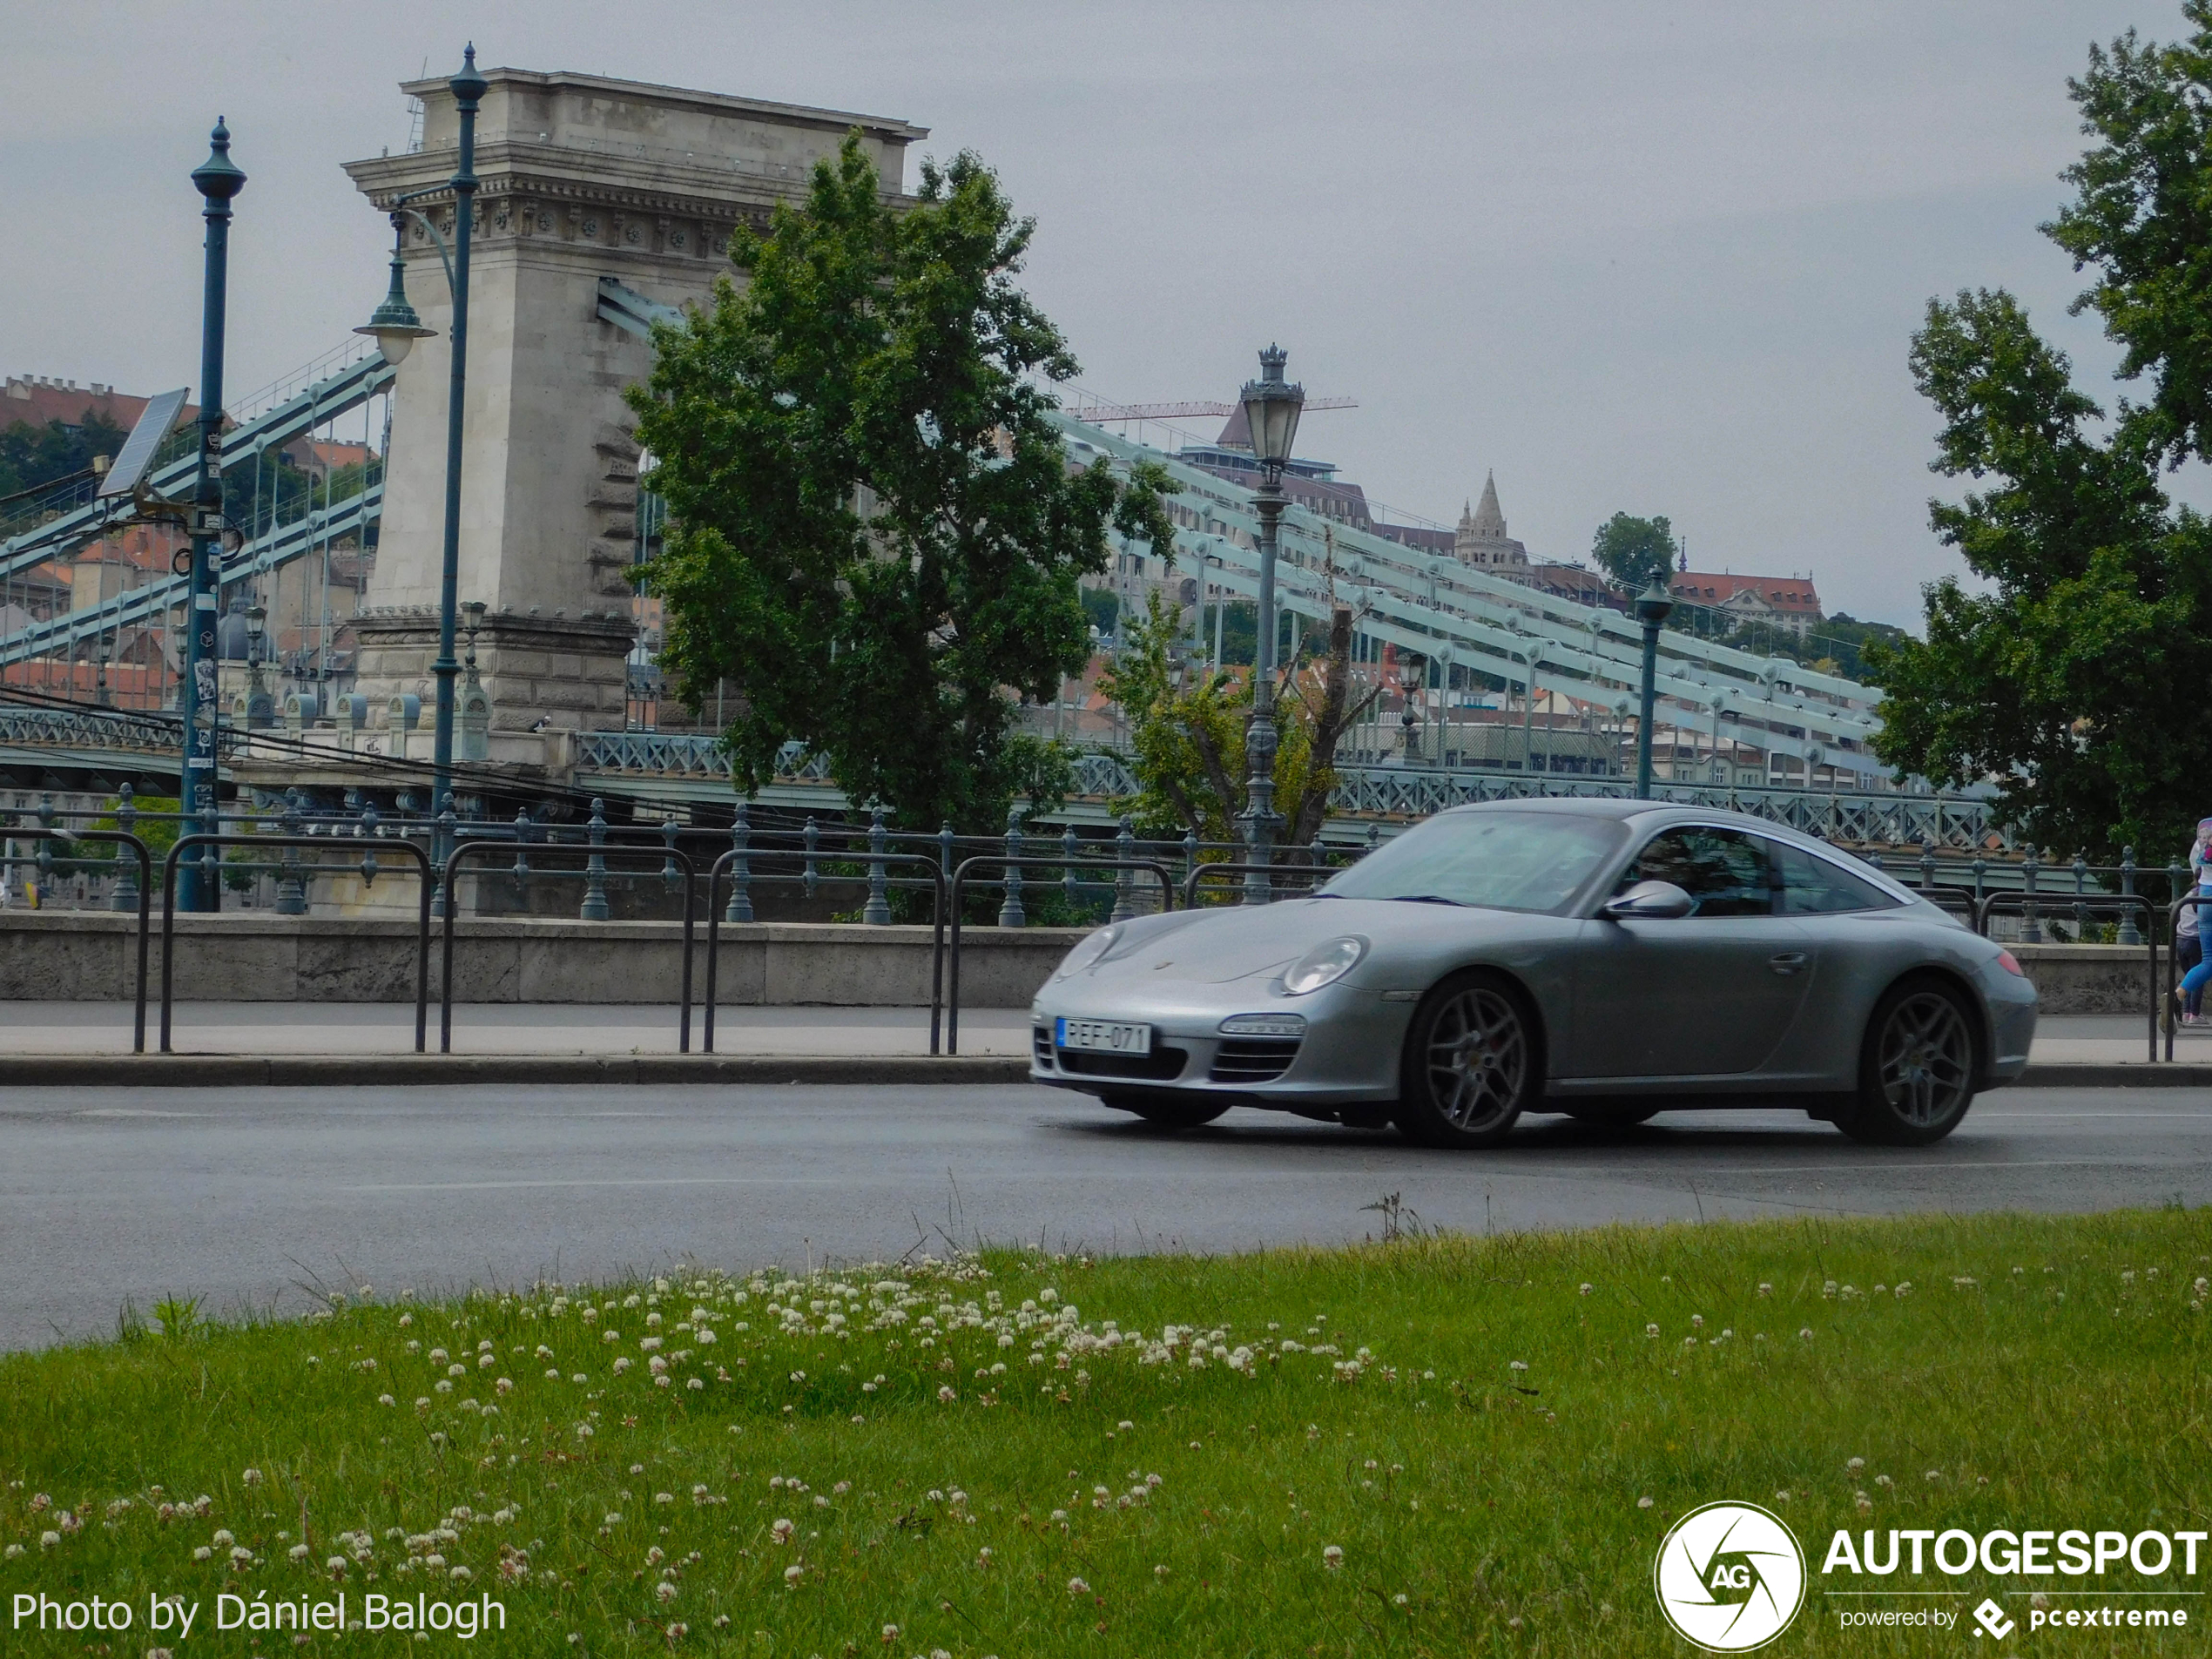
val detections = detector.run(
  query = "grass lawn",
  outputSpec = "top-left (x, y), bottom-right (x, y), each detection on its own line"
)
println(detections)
top-left (3, 1209), bottom-right (2209, 1656)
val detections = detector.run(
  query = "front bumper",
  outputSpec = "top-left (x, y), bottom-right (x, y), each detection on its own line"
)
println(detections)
top-left (1983, 970), bottom-right (2040, 1086)
top-left (1028, 976), bottom-right (1411, 1108)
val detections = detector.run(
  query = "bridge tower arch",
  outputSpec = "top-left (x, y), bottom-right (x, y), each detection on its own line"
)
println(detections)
top-left (341, 67), bottom-right (926, 756)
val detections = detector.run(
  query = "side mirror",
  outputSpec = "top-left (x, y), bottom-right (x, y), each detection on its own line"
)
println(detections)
top-left (1601, 880), bottom-right (1695, 921)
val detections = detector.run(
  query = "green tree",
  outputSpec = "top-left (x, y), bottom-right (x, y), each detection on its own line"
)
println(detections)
top-left (1103, 589), bottom-right (1375, 853)
top-left (630, 133), bottom-right (1177, 832)
top-left (1870, 288), bottom-right (2209, 860)
top-left (2045, 2), bottom-right (2212, 469)
top-left (0, 410), bottom-right (126, 503)
top-left (1589, 512), bottom-right (1678, 593)
top-left (1867, 4), bottom-right (2212, 860)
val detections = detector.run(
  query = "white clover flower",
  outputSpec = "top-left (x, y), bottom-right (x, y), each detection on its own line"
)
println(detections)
top-left (784, 1563), bottom-right (804, 1584)
top-left (771, 1519), bottom-right (794, 1543)
top-left (938, 1386), bottom-right (957, 1403)
top-left (1645, 1323), bottom-right (1660, 1339)
top-left (654, 1581), bottom-right (677, 1603)
top-left (212, 1529), bottom-right (235, 1548)
top-left (192, 1544), bottom-right (211, 1561)
top-left (288, 1543), bottom-right (310, 1561)
top-left (1322, 1545), bottom-right (1344, 1568)
top-left (1067, 1575), bottom-right (1090, 1594)
top-left (376, 1393), bottom-right (395, 1407)
top-left (1799, 1328), bottom-right (1814, 1340)
top-left (240, 1468), bottom-right (264, 1487)
top-left (1847, 1457), bottom-right (1865, 1473)
top-left (39, 1530), bottom-right (61, 1550)
top-left (1636, 1496), bottom-right (1653, 1509)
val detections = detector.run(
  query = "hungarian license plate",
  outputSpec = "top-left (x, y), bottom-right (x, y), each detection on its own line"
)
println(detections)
top-left (1055, 1018), bottom-right (1152, 1055)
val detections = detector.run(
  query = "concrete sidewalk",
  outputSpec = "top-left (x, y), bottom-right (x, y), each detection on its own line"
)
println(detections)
top-left (0, 1006), bottom-right (2203, 1089)
top-left (0, 1001), bottom-right (1032, 1057)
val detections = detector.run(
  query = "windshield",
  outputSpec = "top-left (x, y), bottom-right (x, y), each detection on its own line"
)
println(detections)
top-left (1318, 811), bottom-right (1627, 914)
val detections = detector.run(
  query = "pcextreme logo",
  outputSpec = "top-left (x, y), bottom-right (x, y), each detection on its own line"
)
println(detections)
top-left (1654, 1501), bottom-right (1808, 1651)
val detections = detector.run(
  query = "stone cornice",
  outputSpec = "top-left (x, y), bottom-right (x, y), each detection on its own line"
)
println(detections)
top-left (400, 66), bottom-right (927, 145)
top-left (345, 144), bottom-right (849, 222)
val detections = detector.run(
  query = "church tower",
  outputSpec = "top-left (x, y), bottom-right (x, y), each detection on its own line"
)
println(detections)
top-left (1452, 471), bottom-right (1531, 580)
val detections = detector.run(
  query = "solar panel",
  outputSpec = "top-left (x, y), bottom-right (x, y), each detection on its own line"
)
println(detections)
top-left (98, 388), bottom-right (190, 500)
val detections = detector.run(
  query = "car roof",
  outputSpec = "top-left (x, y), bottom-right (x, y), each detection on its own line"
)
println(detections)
top-left (1440, 796), bottom-right (1924, 900)
top-left (1444, 796), bottom-right (1671, 822)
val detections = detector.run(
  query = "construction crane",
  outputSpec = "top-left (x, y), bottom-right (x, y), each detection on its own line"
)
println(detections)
top-left (1065, 395), bottom-right (1358, 424)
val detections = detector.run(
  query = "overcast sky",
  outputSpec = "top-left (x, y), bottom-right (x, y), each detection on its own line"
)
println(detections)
top-left (1, 1), bottom-right (2188, 624)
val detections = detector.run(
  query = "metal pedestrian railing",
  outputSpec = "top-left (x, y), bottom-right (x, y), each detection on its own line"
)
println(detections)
top-left (942, 856), bottom-right (1179, 1055)
top-left (698, 842), bottom-right (946, 1054)
top-left (158, 833), bottom-right (433, 1054)
top-left (440, 840), bottom-right (699, 1055)
top-left (1, 828), bottom-right (152, 1051)
top-left (1974, 891), bottom-right (2159, 1064)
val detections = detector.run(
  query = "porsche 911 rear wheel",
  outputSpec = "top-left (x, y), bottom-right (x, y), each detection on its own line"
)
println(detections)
top-left (1394, 971), bottom-right (1541, 1148)
top-left (1100, 1091), bottom-right (1231, 1130)
top-left (1840, 977), bottom-right (1979, 1146)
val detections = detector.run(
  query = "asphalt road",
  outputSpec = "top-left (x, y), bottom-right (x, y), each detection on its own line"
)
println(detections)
top-left (4, 1082), bottom-right (2210, 1350)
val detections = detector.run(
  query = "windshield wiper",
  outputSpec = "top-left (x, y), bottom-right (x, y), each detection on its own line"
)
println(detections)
top-left (1386, 894), bottom-right (1469, 907)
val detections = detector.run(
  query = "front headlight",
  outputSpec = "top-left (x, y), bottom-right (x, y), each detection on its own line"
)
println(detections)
top-left (1282, 935), bottom-right (1366, 995)
top-left (1051, 926), bottom-right (1118, 981)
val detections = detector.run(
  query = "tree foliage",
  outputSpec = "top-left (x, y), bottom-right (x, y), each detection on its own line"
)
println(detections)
top-left (1589, 511), bottom-right (1678, 593)
top-left (0, 411), bottom-right (125, 503)
top-left (1103, 588), bottom-right (1377, 850)
top-left (1868, 5), bottom-right (2212, 861)
top-left (630, 133), bottom-right (1177, 832)
top-left (1872, 288), bottom-right (2212, 860)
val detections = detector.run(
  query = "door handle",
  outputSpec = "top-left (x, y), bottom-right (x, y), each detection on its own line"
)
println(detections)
top-left (1768, 951), bottom-right (1808, 975)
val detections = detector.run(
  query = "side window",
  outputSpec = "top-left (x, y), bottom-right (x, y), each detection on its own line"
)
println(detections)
top-left (1775, 842), bottom-right (1901, 914)
top-left (1618, 827), bottom-right (1773, 918)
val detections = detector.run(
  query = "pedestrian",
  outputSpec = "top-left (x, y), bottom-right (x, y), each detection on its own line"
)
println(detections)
top-left (2170, 819), bottom-right (2212, 1030)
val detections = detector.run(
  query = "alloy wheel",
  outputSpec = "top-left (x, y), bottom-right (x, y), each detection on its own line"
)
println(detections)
top-left (1424, 985), bottom-right (1528, 1131)
top-left (1876, 990), bottom-right (1973, 1128)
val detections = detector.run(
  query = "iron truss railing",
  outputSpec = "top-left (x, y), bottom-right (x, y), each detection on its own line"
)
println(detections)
top-left (1051, 413), bottom-right (1885, 779)
top-left (0, 351), bottom-right (395, 590)
top-left (571, 732), bottom-right (2005, 847)
top-left (0, 703), bottom-right (239, 759)
top-left (0, 480), bottom-right (383, 669)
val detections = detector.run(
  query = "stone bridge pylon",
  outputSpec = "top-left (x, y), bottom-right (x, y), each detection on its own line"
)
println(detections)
top-left (340, 68), bottom-right (927, 766)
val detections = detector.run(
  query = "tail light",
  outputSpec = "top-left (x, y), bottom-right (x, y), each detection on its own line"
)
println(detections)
top-left (1995, 949), bottom-right (2025, 977)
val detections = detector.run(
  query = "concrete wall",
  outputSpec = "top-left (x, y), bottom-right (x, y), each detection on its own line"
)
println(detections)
top-left (0, 918), bottom-right (2162, 1017)
top-left (0, 914), bottom-right (1082, 1008)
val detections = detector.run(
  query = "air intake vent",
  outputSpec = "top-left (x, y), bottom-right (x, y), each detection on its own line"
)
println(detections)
top-left (1055, 1045), bottom-right (1188, 1082)
top-left (1210, 1037), bottom-right (1301, 1084)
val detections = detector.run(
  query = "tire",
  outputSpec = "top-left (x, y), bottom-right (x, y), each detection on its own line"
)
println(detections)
top-left (1099, 1091), bottom-right (1231, 1130)
top-left (1393, 970), bottom-right (1542, 1148)
top-left (1838, 976), bottom-right (1980, 1146)
top-left (1561, 1102), bottom-right (1662, 1127)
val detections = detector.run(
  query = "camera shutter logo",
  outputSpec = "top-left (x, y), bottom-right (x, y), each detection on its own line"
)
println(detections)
top-left (1653, 1501), bottom-right (1806, 1651)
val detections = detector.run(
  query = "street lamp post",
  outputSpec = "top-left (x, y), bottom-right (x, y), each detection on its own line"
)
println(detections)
top-left (1237, 346), bottom-right (1305, 905)
top-left (179, 118), bottom-right (246, 912)
top-left (356, 44), bottom-right (485, 899)
top-left (1632, 578), bottom-right (1674, 799)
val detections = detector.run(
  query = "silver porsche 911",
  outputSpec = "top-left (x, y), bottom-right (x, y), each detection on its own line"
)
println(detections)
top-left (1030, 799), bottom-right (2037, 1147)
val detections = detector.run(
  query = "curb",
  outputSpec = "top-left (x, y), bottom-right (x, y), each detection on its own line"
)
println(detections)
top-left (2006, 1062), bottom-right (2212, 1089)
top-left (0, 1054), bottom-right (1036, 1088)
top-left (0, 1056), bottom-right (2205, 1089)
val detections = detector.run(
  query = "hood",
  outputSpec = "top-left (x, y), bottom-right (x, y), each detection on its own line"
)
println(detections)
top-left (1080, 896), bottom-right (1536, 986)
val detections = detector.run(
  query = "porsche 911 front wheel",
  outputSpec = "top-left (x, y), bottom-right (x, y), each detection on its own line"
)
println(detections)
top-left (1394, 971), bottom-right (1542, 1149)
